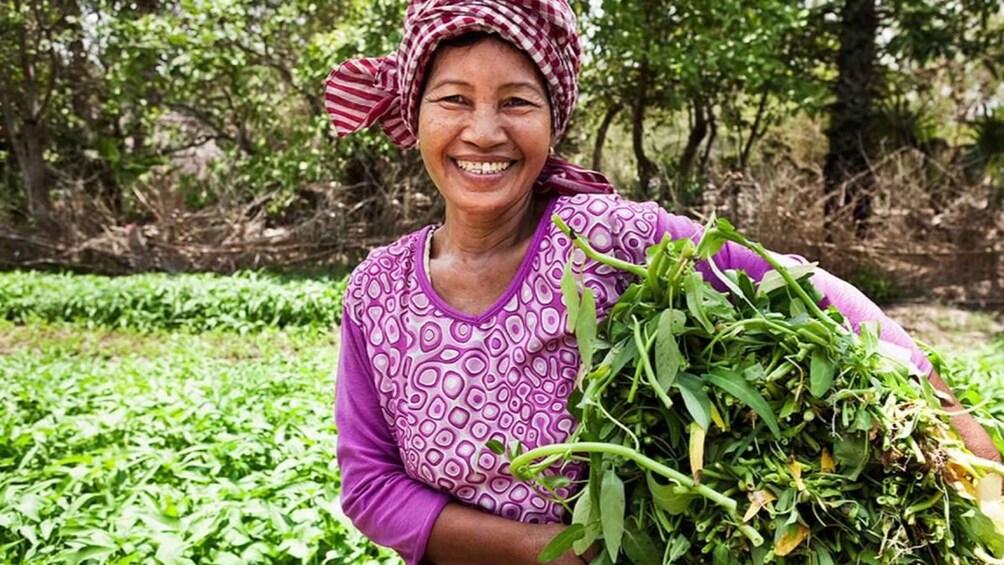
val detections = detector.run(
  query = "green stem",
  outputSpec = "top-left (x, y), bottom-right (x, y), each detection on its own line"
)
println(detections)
top-left (511, 442), bottom-right (736, 511)
top-left (553, 214), bottom-right (648, 278)
top-left (745, 242), bottom-right (833, 326)
top-left (633, 319), bottom-right (673, 409)
top-left (509, 442), bottom-right (766, 546)
top-left (904, 491), bottom-right (942, 517)
top-left (705, 223), bottom-right (834, 327)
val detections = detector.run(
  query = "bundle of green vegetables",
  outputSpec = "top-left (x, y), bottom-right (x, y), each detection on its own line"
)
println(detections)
top-left (504, 216), bottom-right (1004, 564)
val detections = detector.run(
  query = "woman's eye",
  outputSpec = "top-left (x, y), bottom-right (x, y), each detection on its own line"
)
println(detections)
top-left (439, 95), bottom-right (466, 105)
top-left (504, 98), bottom-right (533, 107)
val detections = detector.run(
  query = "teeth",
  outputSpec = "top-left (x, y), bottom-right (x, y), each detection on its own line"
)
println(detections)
top-left (455, 160), bottom-right (513, 175)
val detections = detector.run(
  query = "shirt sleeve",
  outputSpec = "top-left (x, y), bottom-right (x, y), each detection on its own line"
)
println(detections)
top-left (335, 315), bottom-right (451, 565)
top-left (654, 209), bottom-right (932, 375)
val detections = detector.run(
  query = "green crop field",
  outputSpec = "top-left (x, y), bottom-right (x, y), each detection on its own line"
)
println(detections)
top-left (0, 272), bottom-right (1002, 563)
top-left (0, 271), bottom-right (400, 564)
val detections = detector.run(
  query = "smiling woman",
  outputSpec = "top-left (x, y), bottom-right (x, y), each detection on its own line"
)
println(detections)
top-left (322, 2), bottom-right (998, 565)
top-left (418, 35), bottom-right (553, 220)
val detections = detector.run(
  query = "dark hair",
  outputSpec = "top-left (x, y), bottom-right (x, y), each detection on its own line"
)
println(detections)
top-left (439, 30), bottom-right (496, 49)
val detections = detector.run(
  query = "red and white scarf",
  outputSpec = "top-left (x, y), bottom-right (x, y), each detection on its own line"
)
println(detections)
top-left (323, 0), bottom-right (614, 195)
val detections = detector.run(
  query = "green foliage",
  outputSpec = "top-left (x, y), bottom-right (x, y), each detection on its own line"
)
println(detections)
top-left (99, 0), bottom-right (405, 202)
top-left (1, 0), bottom-right (411, 225)
top-left (511, 218), bottom-right (1004, 563)
top-left (0, 271), bottom-right (348, 333)
top-left (576, 0), bottom-right (828, 184)
top-left (847, 264), bottom-right (901, 304)
top-left (0, 324), bottom-right (400, 564)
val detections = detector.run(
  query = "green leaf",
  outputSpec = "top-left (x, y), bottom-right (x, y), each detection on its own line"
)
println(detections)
top-left (279, 539), bottom-right (310, 560)
top-left (696, 222), bottom-right (728, 259)
top-left (667, 534), bottom-right (691, 562)
top-left (684, 273), bottom-right (715, 334)
top-left (705, 368), bottom-right (781, 439)
top-left (561, 260), bottom-right (580, 333)
top-left (646, 472), bottom-right (695, 515)
top-left (576, 287), bottom-right (598, 370)
top-left (757, 263), bottom-right (818, 295)
top-left (65, 546), bottom-right (117, 565)
top-left (537, 524), bottom-right (585, 563)
top-left (655, 309), bottom-right (683, 390)
top-left (810, 348), bottom-right (837, 398)
top-left (860, 321), bottom-right (880, 356)
top-left (600, 469), bottom-right (625, 560)
top-left (16, 494), bottom-right (41, 522)
top-left (485, 439), bottom-right (505, 455)
top-left (813, 541), bottom-right (835, 565)
top-left (609, 338), bottom-right (638, 377)
top-left (833, 432), bottom-right (869, 480)
top-left (622, 517), bottom-right (663, 565)
top-left (675, 373), bottom-right (712, 430)
top-left (571, 489), bottom-right (600, 555)
top-left (154, 533), bottom-right (187, 564)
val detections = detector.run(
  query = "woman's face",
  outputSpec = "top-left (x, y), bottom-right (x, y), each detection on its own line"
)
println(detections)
top-left (417, 36), bottom-right (553, 216)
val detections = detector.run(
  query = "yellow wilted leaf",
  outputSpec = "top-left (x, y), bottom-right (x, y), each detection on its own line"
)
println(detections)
top-left (742, 490), bottom-right (777, 523)
top-left (774, 524), bottom-right (810, 557)
top-left (821, 448), bottom-right (835, 473)
top-left (689, 423), bottom-right (706, 483)
top-left (710, 403), bottom-right (727, 431)
top-left (977, 474), bottom-right (1004, 535)
top-left (946, 448), bottom-right (981, 476)
top-left (788, 459), bottom-right (806, 492)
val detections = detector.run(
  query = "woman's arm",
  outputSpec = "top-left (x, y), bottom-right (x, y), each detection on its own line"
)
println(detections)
top-left (335, 316), bottom-right (450, 565)
top-left (425, 503), bottom-right (593, 565)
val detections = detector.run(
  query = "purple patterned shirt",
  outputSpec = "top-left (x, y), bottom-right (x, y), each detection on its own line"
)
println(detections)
top-left (334, 194), bottom-right (930, 564)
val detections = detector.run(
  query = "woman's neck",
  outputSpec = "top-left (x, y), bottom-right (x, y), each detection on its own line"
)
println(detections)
top-left (435, 194), bottom-right (544, 261)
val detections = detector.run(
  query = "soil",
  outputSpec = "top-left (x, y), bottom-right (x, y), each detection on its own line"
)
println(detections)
top-left (884, 302), bottom-right (1004, 352)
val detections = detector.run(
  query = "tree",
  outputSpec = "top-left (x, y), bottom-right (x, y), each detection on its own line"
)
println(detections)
top-left (0, 0), bottom-right (64, 229)
top-left (821, 0), bottom-right (1002, 237)
top-left (577, 0), bottom-right (825, 201)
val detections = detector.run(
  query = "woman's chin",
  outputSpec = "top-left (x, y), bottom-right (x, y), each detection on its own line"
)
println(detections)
top-left (441, 174), bottom-right (536, 215)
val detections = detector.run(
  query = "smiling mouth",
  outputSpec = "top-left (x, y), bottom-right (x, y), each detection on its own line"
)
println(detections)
top-left (454, 159), bottom-right (516, 175)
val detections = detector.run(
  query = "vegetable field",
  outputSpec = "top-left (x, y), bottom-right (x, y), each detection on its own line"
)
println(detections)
top-left (0, 272), bottom-right (398, 564)
top-left (1, 270), bottom-right (1002, 564)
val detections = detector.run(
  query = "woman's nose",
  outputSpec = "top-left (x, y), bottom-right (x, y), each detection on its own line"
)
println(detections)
top-left (461, 106), bottom-right (507, 148)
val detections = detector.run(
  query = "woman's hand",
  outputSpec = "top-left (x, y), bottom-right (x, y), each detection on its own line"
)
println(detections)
top-left (425, 502), bottom-right (599, 565)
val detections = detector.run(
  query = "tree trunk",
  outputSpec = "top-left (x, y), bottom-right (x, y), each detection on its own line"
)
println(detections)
top-left (679, 96), bottom-right (708, 180)
top-left (16, 118), bottom-right (55, 230)
top-left (741, 89), bottom-right (770, 170)
top-left (632, 60), bottom-right (657, 198)
top-left (0, 7), bottom-right (57, 232)
top-left (700, 107), bottom-right (717, 175)
top-left (824, 0), bottom-right (879, 239)
top-left (592, 102), bottom-right (622, 173)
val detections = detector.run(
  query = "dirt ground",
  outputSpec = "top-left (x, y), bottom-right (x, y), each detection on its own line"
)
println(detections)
top-left (884, 302), bottom-right (1004, 352)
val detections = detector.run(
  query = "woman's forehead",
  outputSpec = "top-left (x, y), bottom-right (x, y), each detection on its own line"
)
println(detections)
top-left (425, 37), bottom-right (547, 93)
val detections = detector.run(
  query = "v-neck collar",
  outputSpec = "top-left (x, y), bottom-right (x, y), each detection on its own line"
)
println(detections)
top-left (414, 197), bottom-right (557, 325)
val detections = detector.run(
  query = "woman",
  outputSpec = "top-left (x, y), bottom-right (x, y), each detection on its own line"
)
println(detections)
top-left (325, 2), bottom-right (998, 564)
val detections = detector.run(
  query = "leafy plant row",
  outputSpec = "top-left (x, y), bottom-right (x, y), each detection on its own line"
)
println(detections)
top-left (0, 271), bottom-right (348, 334)
top-left (0, 327), bottom-right (399, 564)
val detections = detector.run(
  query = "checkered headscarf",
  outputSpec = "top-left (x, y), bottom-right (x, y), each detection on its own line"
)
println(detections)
top-left (324, 0), bottom-right (614, 195)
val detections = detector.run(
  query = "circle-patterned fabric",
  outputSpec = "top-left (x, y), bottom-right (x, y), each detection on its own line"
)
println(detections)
top-left (343, 193), bottom-right (666, 522)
